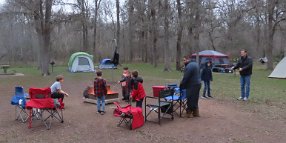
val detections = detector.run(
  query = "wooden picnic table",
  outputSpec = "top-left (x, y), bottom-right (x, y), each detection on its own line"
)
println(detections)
top-left (0, 64), bottom-right (10, 74)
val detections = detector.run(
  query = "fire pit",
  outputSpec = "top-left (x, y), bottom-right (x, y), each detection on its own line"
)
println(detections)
top-left (83, 85), bottom-right (119, 104)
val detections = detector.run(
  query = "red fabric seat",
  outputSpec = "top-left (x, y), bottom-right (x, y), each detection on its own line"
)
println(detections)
top-left (113, 102), bottom-right (144, 130)
top-left (29, 87), bottom-right (51, 99)
top-left (26, 87), bottom-right (64, 129)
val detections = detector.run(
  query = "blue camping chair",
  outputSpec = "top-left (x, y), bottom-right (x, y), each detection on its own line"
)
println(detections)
top-left (165, 85), bottom-right (187, 117)
top-left (11, 86), bottom-right (29, 122)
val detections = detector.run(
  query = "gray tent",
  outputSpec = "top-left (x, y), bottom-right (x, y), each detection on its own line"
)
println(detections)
top-left (268, 57), bottom-right (286, 78)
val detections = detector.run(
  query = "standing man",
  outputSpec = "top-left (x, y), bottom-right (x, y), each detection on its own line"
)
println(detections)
top-left (232, 49), bottom-right (253, 101)
top-left (180, 56), bottom-right (201, 118)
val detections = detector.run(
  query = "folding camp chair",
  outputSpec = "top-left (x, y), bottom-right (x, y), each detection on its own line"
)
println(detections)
top-left (165, 88), bottom-right (187, 117)
top-left (145, 88), bottom-right (174, 125)
top-left (113, 102), bottom-right (144, 130)
top-left (26, 87), bottom-right (64, 129)
top-left (113, 102), bottom-right (133, 130)
top-left (10, 86), bottom-right (29, 122)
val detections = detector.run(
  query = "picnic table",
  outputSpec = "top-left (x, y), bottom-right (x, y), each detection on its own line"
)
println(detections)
top-left (0, 64), bottom-right (10, 74)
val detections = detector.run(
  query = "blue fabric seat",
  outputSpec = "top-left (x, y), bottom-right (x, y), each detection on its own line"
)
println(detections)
top-left (165, 87), bottom-right (187, 117)
top-left (11, 86), bottom-right (29, 122)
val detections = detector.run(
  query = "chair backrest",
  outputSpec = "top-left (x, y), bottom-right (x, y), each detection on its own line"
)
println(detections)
top-left (29, 87), bottom-right (51, 99)
top-left (159, 89), bottom-right (174, 98)
top-left (15, 86), bottom-right (25, 96)
top-left (167, 84), bottom-right (178, 90)
top-left (180, 89), bottom-right (187, 100)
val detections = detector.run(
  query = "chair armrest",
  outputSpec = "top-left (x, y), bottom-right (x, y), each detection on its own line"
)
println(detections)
top-left (145, 95), bottom-right (158, 99)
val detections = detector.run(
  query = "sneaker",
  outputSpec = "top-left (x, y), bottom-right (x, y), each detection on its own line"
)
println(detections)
top-left (97, 110), bottom-right (101, 114)
top-left (201, 96), bottom-right (208, 99)
top-left (243, 97), bottom-right (248, 101)
top-left (208, 95), bottom-right (213, 98)
top-left (100, 111), bottom-right (105, 115)
top-left (237, 97), bottom-right (243, 100)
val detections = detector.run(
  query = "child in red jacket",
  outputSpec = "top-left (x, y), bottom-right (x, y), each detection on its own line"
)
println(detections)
top-left (130, 70), bottom-right (145, 108)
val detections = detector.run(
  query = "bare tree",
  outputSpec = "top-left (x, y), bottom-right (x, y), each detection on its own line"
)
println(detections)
top-left (116, 0), bottom-right (120, 53)
top-left (77, 0), bottom-right (89, 52)
top-left (149, 0), bottom-right (159, 67)
top-left (265, 0), bottom-right (286, 70)
top-left (163, 0), bottom-right (171, 71)
top-left (33, 0), bottom-right (53, 76)
top-left (176, 0), bottom-right (183, 70)
top-left (93, 0), bottom-right (101, 57)
top-left (128, 0), bottom-right (134, 61)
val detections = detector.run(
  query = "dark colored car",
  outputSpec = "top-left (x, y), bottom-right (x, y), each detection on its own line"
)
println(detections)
top-left (212, 64), bottom-right (234, 73)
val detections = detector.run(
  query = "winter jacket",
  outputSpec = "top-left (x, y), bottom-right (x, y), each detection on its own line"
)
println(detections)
top-left (130, 77), bottom-right (143, 90)
top-left (131, 82), bottom-right (146, 101)
top-left (94, 77), bottom-right (107, 96)
top-left (233, 56), bottom-right (253, 76)
top-left (180, 61), bottom-right (201, 89)
top-left (201, 64), bottom-right (213, 81)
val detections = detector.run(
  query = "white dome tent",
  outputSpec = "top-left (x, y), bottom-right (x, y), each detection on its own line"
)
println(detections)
top-left (68, 52), bottom-right (95, 72)
top-left (268, 57), bottom-right (286, 79)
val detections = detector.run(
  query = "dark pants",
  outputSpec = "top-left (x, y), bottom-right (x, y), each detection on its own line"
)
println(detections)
top-left (186, 84), bottom-right (201, 112)
top-left (51, 92), bottom-right (65, 101)
top-left (136, 99), bottom-right (143, 108)
top-left (203, 80), bottom-right (211, 97)
top-left (122, 87), bottom-right (130, 100)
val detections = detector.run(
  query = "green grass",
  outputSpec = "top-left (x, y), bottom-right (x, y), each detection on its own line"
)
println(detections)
top-left (2, 63), bottom-right (286, 108)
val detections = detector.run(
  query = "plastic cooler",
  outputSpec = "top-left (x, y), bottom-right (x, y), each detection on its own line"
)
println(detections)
top-left (152, 86), bottom-right (166, 97)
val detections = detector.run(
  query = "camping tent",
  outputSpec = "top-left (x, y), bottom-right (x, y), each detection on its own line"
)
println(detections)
top-left (68, 52), bottom-right (95, 72)
top-left (191, 50), bottom-right (230, 65)
top-left (99, 58), bottom-right (116, 69)
top-left (268, 57), bottom-right (286, 79)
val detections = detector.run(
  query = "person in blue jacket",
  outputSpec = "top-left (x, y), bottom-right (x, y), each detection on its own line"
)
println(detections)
top-left (201, 61), bottom-right (213, 98)
top-left (180, 56), bottom-right (201, 118)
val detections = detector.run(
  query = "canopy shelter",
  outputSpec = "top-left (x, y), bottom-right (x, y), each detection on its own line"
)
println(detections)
top-left (191, 50), bottom-right (230, 65)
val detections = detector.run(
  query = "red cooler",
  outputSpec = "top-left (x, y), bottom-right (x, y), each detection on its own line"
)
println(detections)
top-left (152, 86), bottom-right (166, 97)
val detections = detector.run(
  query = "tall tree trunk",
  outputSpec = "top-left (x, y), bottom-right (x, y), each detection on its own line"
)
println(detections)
top-left (116, 0), bottom-right (120, 53)
top-left (266, 0), bottom-right (275, 70)
top-left (163, 0), bottom-right (171, 71)
top-left (79, 0), bottom-right (88, 52)
top-left (176, 0), bottom-right (183, 71)
top-left (34, 0), bottom-right (53, 76)
top-left (128, 0), bottom-right (134, 61)
top-left (93, 0), bottom-right (101, 60)
top-left (208, 31), bottom-right (216, 51)
top-left (151, 0), bottom-right (158, 67)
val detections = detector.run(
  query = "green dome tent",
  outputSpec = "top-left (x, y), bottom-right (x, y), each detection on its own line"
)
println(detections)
top-left (68, 52), bottom-right (95, 72)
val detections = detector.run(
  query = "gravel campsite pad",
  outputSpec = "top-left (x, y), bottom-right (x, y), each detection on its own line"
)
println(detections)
top-left (1, 77), bottom-right (286, 143)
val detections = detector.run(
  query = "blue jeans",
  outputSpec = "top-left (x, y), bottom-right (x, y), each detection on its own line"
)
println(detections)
top-left (97, 96), bottom-right (105, 112)
top-left (203, 80), bottom-right (211, 96)
top-left (240, 75), bottom-right (251, 98)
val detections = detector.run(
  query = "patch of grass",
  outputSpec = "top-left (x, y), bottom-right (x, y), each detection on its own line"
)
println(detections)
top-left (2, 63), bottom-right (286, 108)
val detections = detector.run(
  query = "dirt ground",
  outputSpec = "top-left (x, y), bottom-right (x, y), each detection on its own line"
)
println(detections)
top-left (1, 77), bottom-right (286, 143)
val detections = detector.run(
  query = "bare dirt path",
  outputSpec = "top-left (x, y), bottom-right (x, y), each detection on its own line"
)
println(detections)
top-left (1, 78), bottom-right (286, 143)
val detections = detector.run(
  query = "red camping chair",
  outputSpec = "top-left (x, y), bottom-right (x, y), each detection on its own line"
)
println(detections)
top-left (26, 87), bottom-right (64, 129)
top-left (113, 102), bottom-right (144, 130)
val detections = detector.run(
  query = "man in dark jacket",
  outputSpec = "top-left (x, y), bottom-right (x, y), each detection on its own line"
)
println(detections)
top-left (232, 49), bottom-right (253, 101)
top-left (180, 56), bottom-right (201, 118)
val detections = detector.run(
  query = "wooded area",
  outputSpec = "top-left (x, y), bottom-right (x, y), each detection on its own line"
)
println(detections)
top-left (0, 0), bottom-right (286, 75)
